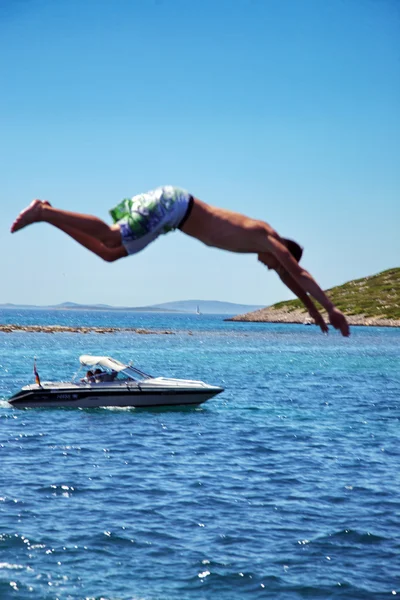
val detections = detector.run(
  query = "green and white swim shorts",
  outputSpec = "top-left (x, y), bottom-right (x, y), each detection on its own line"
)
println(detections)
top-left (109, 186), bottom-right (193, 255)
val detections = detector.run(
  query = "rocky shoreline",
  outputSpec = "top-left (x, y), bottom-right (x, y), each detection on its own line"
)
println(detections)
top-left (1, 309), bottom-right (399, 334)
top-left (0, 324), bottom-right (176, 335)
top-left (225, 307), bottom-right (400, 328)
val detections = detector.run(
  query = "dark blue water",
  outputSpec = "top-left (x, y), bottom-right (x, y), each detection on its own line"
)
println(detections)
top-left (1, 310), bottom-right (399, 599)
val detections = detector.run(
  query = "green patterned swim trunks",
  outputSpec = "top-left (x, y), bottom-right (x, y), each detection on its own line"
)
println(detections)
top-left (109, 186), bottom-right (193, 255)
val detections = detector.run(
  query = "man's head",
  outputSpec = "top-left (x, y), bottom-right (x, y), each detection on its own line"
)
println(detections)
top-left (258, 238), bottom-right (303, 271)
top-left (282, 238), bottom-right (303, 263)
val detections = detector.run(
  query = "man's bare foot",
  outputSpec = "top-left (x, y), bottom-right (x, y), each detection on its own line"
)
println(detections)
top-left (10, 199), bottom-right (45, 233)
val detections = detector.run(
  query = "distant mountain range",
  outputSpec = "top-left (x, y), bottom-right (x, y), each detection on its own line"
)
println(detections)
top-left (152, 300), bottom-right (264, 314)
top-left (0, 299), bottom-right (264, 315)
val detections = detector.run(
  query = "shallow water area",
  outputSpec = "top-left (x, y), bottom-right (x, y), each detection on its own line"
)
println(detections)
top-left (1, 310), bottom-right (399, 599)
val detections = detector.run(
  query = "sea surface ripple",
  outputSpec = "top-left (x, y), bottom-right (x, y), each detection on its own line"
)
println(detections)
top-left (0, 310), bottom-right (399, 599)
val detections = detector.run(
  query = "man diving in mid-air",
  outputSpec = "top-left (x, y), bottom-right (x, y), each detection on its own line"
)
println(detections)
top-left (11, 185), bottom-right (350, 337)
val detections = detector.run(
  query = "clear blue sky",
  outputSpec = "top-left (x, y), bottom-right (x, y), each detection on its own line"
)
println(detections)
top-left (1, 0), bottom-right (399, 307)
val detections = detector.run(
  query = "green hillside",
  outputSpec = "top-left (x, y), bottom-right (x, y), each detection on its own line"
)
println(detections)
top-left (273, 268), bottom-right (400, 320)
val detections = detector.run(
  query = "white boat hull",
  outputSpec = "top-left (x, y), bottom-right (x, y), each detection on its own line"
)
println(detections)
top-left (8, 381), bottom-right (223, 409)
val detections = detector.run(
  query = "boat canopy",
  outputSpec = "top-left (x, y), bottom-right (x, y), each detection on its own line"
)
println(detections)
top-left (79, 355), bottom-right (128, 372)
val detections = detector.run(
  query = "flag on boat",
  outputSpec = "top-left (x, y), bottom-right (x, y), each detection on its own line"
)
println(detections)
top-left (34, 358), bottom-right (41, 386)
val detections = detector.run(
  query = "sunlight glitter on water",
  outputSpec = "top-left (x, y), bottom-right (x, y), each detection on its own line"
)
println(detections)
top-left (0, 314), bottom-right (399, 598)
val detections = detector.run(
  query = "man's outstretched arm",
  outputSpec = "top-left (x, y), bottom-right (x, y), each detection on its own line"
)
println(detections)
top-left (267, 237), bottom-right (350, 336)
top-left (276, 268), bottom-right (329, 333)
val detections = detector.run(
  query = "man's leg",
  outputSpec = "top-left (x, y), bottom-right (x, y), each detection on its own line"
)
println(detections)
top-left (17, 200), bottom-right (127, 261)
top-left (11, 199), bottom-right (122, 249)
top-left (50, 223), bottom-right (127, 262)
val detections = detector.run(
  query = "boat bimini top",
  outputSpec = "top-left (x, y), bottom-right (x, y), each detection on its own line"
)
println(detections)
top-left (78, 355), bottom-right (153, 381)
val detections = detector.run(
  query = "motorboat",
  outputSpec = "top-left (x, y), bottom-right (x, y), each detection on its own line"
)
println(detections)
top-left (8, 355), bottom-right (224, 409)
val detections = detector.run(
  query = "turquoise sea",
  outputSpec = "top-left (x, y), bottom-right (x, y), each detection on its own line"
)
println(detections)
top-left (0, 309), bottom-right (399, 600)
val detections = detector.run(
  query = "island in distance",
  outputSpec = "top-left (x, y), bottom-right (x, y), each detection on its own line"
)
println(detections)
top-left (226, 267), bottom-right (400, 327)
top-left (0, 299), bottom-right (264, 316)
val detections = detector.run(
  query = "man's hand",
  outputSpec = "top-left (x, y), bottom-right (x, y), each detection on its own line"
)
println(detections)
top-left (328, 308), bottom-right (350, 337)
top-left (308, 306), bottom-right (329, 334)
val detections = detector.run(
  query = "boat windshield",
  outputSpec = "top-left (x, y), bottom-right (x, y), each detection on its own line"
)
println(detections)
top-left (118, 366), bottom-right (153, 382)
top-left (75, 362), bottom-right (153, 383)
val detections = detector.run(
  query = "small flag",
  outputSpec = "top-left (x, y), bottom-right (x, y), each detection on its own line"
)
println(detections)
top-left (34, 358), bottom-right (41, 387)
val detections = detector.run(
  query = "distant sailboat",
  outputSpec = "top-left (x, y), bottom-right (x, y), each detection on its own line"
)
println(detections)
top-left (196, 305), bottom-right (201, 315)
